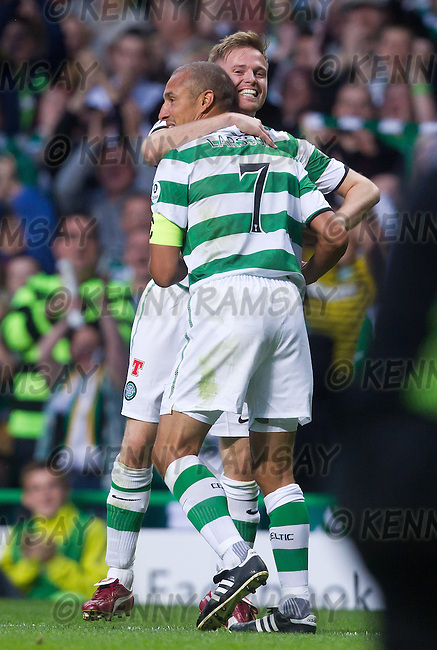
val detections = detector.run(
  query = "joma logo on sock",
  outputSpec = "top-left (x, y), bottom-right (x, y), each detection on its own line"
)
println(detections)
top-left (269, 532), bottom-right (294, 541)
top-left (210, 482), bottom-right (222, 489)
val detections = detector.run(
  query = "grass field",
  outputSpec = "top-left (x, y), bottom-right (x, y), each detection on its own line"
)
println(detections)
top-left (0, 599), bottom-right (383, 649)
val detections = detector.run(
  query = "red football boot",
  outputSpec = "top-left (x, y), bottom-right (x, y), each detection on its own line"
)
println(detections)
top-left (82, 578), bottom-right (134, 621)
top-left (199, 590), bottom-right (258, 628)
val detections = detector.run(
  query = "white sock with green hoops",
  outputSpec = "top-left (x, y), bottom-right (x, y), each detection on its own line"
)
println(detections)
top-left (264, 483), bottom-right (310, 606)
top-left (106, 455), bottom-right (153, 589)
top-left (165, 455), bottom-right (250, 568)
top-left (220, 475), bottom-right (260, 547)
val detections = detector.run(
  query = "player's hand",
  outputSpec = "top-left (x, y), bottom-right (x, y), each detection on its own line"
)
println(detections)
top-left (229, 114), bottom-right (277, 149)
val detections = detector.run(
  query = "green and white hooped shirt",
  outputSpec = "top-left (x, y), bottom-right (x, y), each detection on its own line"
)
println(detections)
top-left (150, 126), bottom-right (337, 292)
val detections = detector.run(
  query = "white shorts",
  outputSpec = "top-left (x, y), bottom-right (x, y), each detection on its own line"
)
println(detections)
top-left (208, 407), bottom-right (249, 437)
top-left (122, 281), bottom-right (251, 436)
top-left (162, 275), bottom-right (313, 429)
top-left (121, 280), bottom-right (189, 422)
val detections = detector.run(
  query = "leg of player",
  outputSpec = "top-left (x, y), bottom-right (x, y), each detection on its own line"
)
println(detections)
top-left (83, 279), bottom-right (190, 620)
top-left (152, 411), bottom-right (269, 631)
top-left (229, 429), bottom-right (316, 634)
top-left (219, 436), bottom-right (260, 548)
top-left (82, 418), bottom-right (157, 621)
top-left (198, 436), bottom-right (260, 626)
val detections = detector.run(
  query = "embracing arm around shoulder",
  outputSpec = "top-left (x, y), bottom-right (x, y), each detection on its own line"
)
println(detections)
top-left (142, 114), bottom-right (275, 166)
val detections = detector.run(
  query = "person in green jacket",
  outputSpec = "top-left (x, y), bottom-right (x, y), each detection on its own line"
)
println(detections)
top-left (0, 461), bottom-right (107, 599)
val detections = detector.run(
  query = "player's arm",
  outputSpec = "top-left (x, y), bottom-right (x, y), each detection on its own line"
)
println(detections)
top-left (142, 113), bottom-right (275, 166)
top-left (298, 168), bottom-right (348, 285)
top-left (149, 213), bottom-right (187, 287)
top-left (335, 168), bottom-right (380, 231)
top-left (295, 138), bottom-right (380, 230)
top-left (303, 211), bottom-right (348, 285)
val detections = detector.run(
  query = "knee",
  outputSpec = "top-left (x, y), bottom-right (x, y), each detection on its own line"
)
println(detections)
top-left (151, 438), bottom-right (191, 478)
top-left (224, 464), bottom-right (254, 482)
top-left (120, 420), bottom-right (157, 468)
top-left (220, 439), bottom-right (254, 482)
top-left (252, 465), bottom-right (295, 496)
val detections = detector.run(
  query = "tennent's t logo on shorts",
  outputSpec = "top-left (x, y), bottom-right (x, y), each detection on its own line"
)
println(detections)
top-left (131, 359), bottom-right (145, 376)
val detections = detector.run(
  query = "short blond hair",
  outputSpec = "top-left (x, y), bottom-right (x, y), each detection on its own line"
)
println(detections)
top-left (209, 31), bottom-right (268, 65)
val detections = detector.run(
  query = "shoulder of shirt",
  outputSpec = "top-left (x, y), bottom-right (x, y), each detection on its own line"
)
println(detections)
top-left (208, 125), bottom-right (294, 143)
top-left (148, 120), bottom-right (169, 136)
top-left (261, 126), bottom-right (296, 142)
top-left (159, 126), bottom-right (302, 164)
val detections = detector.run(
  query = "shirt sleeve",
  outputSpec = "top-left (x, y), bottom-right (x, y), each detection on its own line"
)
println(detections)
top-left (295, 138), bottom-right (348, 194)
top-left (150, 156), bottom-right (189, 230)
top-left (148, 120), bottom-right (168, 136)
top-left (297, 165), bottom-right (332, 226)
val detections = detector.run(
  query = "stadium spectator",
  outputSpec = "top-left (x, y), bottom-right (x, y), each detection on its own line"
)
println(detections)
top-left (337, 0), bottom-right (390, 70)
top-left (151, 0), bottom-right (213, 74)
top-left (279, 67), bottom-right (319, 136)
top-left (370, 24), bottom-right (414, 107)
top-left (84, 28), bottom-right (164, 137)
top-left (292, 31), bottom-right (323, 71)
top-left (123, 229), bottom-right (151, 302)
top-left (369, 26), bottom-right (437, 125)
top-left (0, 155), bottom-right (56, 273)
top-left (0, 461), bottom-right (107, 599)
top-left (0, 203), bottom-right (27, 262)
top-left (121, 194), bottom-right (152, 237)
top-left (4, 256), bottom-right (40, 299)
top-left (36, 318), bottom-right (126, 490)
top-left (35, 23), bottom-right (101, 146)
top-left (0, 214), bottom-right (133, 486)
top-left (73, 0), bottom-right (149, 61)
top-left (0, 3), bottom-right (66, 137)
top-left (379, 81), bottom-right (414, 122)
top-left (54, 118), bottom-right (155, 272)
top-left (329, 83), bottom-right (404, 202)
top-left (92, 141), bottom-right (139, 272)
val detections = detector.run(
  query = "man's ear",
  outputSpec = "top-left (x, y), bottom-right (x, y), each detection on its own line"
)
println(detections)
top-left (198, 90), bottom-right (215, 116)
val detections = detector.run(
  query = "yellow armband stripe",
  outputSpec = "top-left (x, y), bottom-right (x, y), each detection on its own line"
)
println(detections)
top-left (150, 213), bottom-right (184, 247)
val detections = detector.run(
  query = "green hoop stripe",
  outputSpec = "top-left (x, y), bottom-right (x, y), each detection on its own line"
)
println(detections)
top-left (273, 547), bottom-right (308, 572)
top-left (111, 481), bottom-right (151, 493)
top-left (187, 496), bottom-right (230, 531)
top-left (107, 504), bottom-right (144, 532)
top-left (188, 249), bottom-right (301, 286)
top-left (269, 501), bottom-right (309, 527)
top-left (233, 519), bottom-right (258, 545)
top-left (173, 464), bottom-right (215, 502)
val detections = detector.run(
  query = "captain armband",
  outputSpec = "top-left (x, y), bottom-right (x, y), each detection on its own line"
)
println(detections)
top-left (149, 213), bottom-right (184, 247)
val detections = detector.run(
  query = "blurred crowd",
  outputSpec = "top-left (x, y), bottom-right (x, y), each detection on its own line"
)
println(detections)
top-left (0, 0), bottom-right (436, 493)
